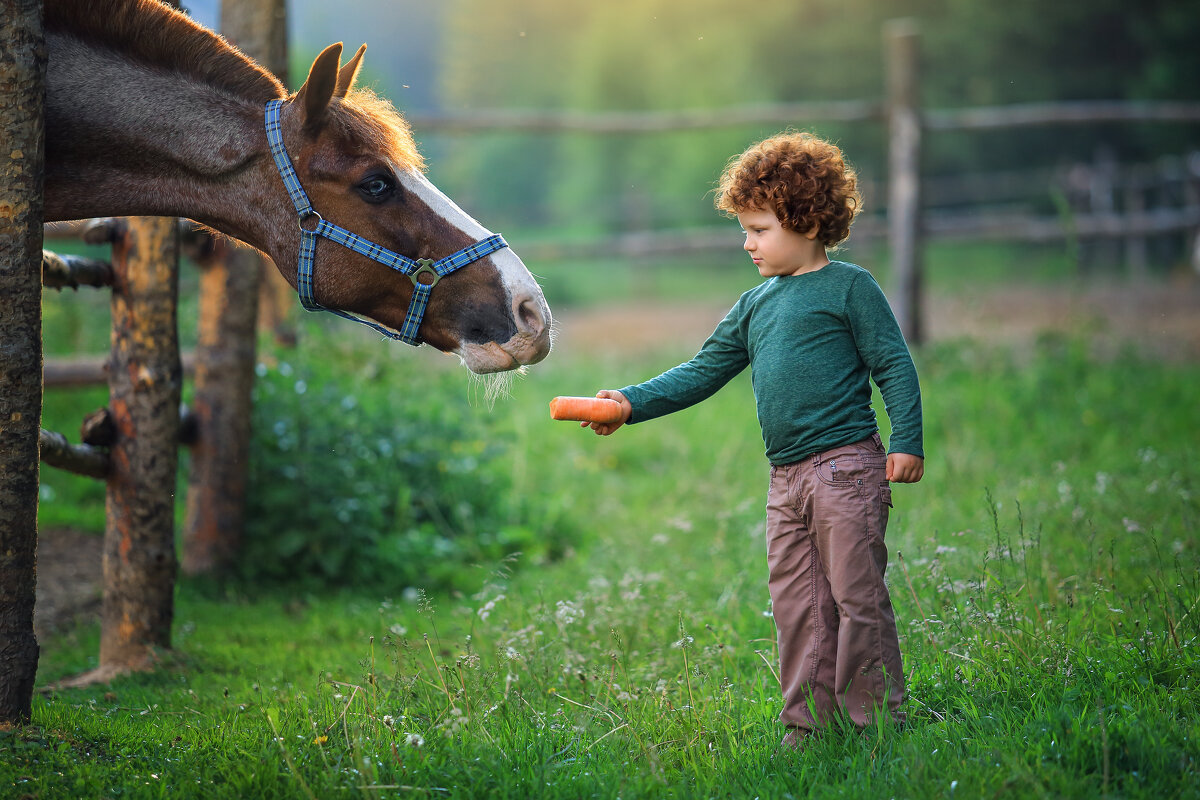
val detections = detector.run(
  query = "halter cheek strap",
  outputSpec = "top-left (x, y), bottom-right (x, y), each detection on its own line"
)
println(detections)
top-left (264, 99), bottom-right (508, 346)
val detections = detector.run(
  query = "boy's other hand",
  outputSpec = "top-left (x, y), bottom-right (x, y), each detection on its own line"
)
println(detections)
top-left (584, 390), bottom-right (632, 436)
top-left (887, 453), bottom-right (924, 483)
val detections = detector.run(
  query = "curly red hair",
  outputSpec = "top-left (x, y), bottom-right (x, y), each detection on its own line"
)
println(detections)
top-left (715, 131), bottom-right (861, 247)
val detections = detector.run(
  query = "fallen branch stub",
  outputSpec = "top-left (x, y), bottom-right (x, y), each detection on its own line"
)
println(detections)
top-left (42, 250), bottom-right (114, 290)
top-left (81, 407), bottom-right (116, 447)
top-left (39, 428), bottom-right (110, 479)
top-left (80, 217), bottom-right (125, 245)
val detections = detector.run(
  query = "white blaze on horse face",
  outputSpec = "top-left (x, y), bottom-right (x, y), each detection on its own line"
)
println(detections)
top-left (399, 169), bottom-right (536, 291)
top-left (397, 168), bottom-right (551, 372)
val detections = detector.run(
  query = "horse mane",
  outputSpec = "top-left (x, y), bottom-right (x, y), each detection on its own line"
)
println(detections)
top-left (328, 90), bottom-right (427, 173)
top-left (46, 0), bottom-right (286, 103)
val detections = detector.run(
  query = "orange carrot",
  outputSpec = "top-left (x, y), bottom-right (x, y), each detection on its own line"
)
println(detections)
top-left (549, 396), bottom-right (624, 424)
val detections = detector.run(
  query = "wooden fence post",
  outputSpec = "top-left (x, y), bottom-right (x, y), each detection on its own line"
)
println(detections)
top-left (179, 0), bottom-right (291, 575)
top-left (225, 0), bottom-right (296, 348)
top-left (98, 217), bottom-right (181, 675)
top-left (885, 18), bottom-right (924, 345)
top-left (0, 0), bottom-right (46, 725)
top-left (182, 239), bottom-right (258, 574)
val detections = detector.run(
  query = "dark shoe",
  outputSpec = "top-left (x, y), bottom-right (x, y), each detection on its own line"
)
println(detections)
top-left (779, 727), bottom-right (812, 749)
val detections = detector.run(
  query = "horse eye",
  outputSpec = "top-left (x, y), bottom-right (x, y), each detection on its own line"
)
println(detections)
top-left (358, 175), bottom-right (395, 201)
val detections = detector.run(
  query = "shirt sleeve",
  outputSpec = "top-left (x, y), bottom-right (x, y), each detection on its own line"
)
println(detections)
top-left (619, 302), bottom-right (750, 424)
top-left (846, 272), bottom-right (924, 458)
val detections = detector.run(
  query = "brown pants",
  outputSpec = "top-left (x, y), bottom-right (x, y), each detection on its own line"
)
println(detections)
top-left (765, 433), bottom-right (905, 730)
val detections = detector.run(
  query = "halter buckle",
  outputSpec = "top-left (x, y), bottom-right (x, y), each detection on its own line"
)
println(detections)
top-left (410, 259), bottom-right (440, 288)
top-left (298, 210), bottom-right (323, 233)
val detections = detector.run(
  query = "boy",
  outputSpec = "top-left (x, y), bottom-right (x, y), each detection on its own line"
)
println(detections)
top-left (583, 131), bottom-right (924, 745)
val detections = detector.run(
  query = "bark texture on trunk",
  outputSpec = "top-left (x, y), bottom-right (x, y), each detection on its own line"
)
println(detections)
top-left (99, 216), bottom-right (181, 672)
top-left (182, 239), bottom-right (258, 574)
top-left (0, 0), bottom-right (46, 726)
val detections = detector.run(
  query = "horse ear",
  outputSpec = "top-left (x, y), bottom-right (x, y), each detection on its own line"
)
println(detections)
top-left (295, 43), bottom-right (344, 129)
top-left (335, 45), bottom-right (367, 98)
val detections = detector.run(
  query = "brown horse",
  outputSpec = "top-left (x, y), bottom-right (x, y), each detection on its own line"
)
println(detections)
top-left (42, 0), bottom-right (551, 373)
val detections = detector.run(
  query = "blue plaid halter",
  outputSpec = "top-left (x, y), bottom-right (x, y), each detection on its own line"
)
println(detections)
top-left (264, 99), bottom-right (509, 345)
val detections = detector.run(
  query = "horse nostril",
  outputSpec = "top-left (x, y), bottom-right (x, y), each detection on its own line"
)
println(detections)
top-left (514, 294), bottom-right (548, 338)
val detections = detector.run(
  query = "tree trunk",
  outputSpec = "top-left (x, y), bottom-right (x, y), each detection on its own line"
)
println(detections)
top-left (180, 0), bottom-right (292, 575)
top-left (181, 239), bottom-right (258, 574)
top-left (222, 0), bottom-right (296, 348)
top-left (0, 0), bottom-right (46, 726)
top-left (99, 217), bottom-right (181, 673)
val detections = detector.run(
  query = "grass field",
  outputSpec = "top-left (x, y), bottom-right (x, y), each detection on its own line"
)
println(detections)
top-left (11, 249), bottom-right (1200, 798)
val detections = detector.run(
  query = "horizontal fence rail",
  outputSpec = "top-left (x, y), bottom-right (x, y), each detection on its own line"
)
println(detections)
top-left (408, 100), bottom-right (1200, 135)
top-left (926, 101), bottom-right (1200, 132)
top-left (408, 99), bottom-right (885, 134)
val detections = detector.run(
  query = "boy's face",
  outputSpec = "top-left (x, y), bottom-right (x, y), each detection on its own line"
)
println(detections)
top-left (736, 208), bottom-right (827, 277)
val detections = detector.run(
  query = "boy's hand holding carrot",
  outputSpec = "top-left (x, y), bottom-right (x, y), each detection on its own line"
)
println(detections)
top-left (548, 391), bottom-right (631, 435)
top-left (583, 390), bottom-right (631, 435)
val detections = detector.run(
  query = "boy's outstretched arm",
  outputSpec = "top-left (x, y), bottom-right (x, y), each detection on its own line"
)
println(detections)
top-left (887, 453), bottom-right (924, 483)
top-left (584, 390), bottom-right (632, 436)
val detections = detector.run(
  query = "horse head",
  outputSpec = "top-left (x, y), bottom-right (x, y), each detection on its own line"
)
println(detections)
top-left (266, 43), bottom-right (552, 374)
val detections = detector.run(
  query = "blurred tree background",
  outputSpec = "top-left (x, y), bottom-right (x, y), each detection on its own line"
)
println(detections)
top-left (187, 0), bottom-right (1199, 242)
top-left (292, 0), bottom-right (1199, 235)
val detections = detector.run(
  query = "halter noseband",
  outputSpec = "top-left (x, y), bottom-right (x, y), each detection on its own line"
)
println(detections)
top-left (264, 99), bottom-right (508, 345)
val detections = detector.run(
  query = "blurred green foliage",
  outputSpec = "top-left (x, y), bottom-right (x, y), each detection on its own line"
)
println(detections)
top-left (237, 330), bottom-right (575, 592)
top-left (420, 0), bottom-right (1199, 236)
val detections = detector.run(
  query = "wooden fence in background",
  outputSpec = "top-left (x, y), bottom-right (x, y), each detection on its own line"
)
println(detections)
top-left (39, 218), bottom-right (183, 684)
top-left (408, 21), bottom-right (1200, 344)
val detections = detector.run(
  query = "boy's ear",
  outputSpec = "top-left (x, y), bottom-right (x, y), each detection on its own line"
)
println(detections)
top-left (803, 224), bottom-right (821, 241)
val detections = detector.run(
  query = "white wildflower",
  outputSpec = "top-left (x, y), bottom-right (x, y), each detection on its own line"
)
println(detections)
top-left (477, 594), bottom-right (506, 621)
top-left (555, 600), bottom-right (583, 626)
top-left (405, 733), bottom-right (424, 747)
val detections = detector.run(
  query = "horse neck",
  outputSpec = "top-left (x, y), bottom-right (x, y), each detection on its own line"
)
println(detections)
top-left (43, 31), bottom-right (286, 251)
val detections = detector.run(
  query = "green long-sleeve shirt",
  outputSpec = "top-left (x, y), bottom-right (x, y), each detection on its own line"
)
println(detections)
top-left (620, 261), bottom-right (923, 465)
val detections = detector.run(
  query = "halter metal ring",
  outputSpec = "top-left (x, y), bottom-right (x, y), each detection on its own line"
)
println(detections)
top-left (410, 259), bottom-right (440, 288)
top-left (298, 210), bottom-right (323, 233)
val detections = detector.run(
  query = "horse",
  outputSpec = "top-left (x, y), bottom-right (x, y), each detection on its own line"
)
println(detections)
top-left (42, 0), bottom-right (552, 374)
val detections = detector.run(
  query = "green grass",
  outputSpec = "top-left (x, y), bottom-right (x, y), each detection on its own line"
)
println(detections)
top-left (11, 312), bottom-right (1199, 798)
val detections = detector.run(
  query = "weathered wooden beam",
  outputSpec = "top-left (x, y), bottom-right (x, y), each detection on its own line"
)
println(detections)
top-left (923, 206), bottom-right (1200, 243)
top-left (38, 429), bottom-right (110, 479)
top-left (43, 351), bottom-right (196, 388)
top-left (926, 100), bottom-right (1200, 132)
top-left (42, 250), bottom-right (114, 289)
